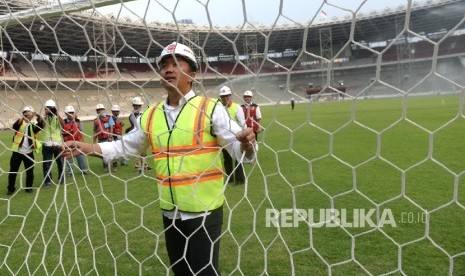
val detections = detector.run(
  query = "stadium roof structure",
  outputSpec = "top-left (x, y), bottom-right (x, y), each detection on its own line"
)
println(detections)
top-left (0, 0), bottom-right (464, 59)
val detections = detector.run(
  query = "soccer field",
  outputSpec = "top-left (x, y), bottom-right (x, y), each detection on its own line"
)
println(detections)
top-left (1, 94), bottom-right (464, 275)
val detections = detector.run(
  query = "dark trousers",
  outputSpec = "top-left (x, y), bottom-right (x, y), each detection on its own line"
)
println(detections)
top-left (8, 151), bottom-right (34, 192)
top-left (42, 146), bottom-right (64, 184)
top-left (163, 207), bottom-right (223, 276)
top-left (222, 149), bottom-right (244, 183)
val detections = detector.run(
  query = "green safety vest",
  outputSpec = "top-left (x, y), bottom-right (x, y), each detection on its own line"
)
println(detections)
top-left (140, 96), bottom-right (224, 212)
top-left (11, 121), bottom-right (42, 153)
top-left (39, 115), bottom-right (62, 143)
top-left (227, 102), bottom-right (240, 121)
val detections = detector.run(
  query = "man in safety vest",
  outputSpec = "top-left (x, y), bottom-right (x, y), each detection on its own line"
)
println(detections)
top-left (8, 106), bottom-right (44, 195)
top-left (242, 90), bottom-right (263, 140)
top-left (126, 97), bottom-right (150, 174)
top-left (93, 104), bottom-right (115, 172)
top-left (219, 85), bottom-right (246, 185)
top-left (40, 99), bottom-right (65, 188)
top-left (62, 42), bottom-right (256, 275)
top-left (62, 105), bottom-right (88, 176)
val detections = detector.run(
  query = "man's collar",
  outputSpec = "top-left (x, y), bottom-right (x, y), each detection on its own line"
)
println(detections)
top-left (166, 90), bottom-right (195, 107)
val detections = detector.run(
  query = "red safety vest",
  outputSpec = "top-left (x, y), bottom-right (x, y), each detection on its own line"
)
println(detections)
top-left (94, 115), bottom-right (111, 140)
top-left (62, 119), bottom-right (82, 142)
top-left (242, 103), bottom-right (260, 133)
top-left (112, 116), bottom-right (123, 136)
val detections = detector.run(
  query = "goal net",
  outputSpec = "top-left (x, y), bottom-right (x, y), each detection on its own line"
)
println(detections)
top-left (1, 0), bottom-right (465, 275)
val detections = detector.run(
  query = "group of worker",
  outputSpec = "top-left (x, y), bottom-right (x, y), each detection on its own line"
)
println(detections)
top-left (218, 86), bottom-right (262, 185)
top-left (6, 96), bottom-right (150, 195)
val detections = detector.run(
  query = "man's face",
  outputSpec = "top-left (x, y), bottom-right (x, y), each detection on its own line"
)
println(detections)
top-left (220, 95), bottom-right (231, 106)
top-left (133, 104), bottom-right (141, 111)
top-left (66, 112), bottom-right (74, 120)
top-left (96, 108), bottom-right (104, 115)
top-left (159, 56), bottom-right (195, 92)
top-left (45, 106), bottom-right (54, 115)
top-left (244, 96), bottom-right (253, 104)
top-left (112, 111), bottom-right (120, 117)
top-left (23, 111), bottom-right (33, 121)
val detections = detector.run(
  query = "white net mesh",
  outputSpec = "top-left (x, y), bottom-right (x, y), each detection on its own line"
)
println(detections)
top-left (1, 0), bottom-right (465, 275)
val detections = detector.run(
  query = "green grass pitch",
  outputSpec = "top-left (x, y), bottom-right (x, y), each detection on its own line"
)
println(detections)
top-left (0, 94), bottom-right (464, 275)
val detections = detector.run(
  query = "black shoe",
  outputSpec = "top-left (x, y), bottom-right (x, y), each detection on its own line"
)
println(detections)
top-left (7, 190), bottom-right (15, 196)
top-left (236, 180), bottom-right (244, 185)
top-left (25, 188), bottom-right (33, 193)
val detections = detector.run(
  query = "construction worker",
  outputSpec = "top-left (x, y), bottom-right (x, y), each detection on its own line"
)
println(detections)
top-left (40, 99), bottom-right (65, 187)
top-left (62, 42), bottom-right (256, 275)
top-left (7, 106), bottom-right (44, 195)
top-left (93, 104), bottom-right (115, 172)
top-left (219, 85), bottom-right (246, 185)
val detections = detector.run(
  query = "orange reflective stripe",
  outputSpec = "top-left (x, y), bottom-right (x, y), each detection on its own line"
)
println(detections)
top-left (145, 105), bottom-right (158, 151)
top-left (193, 97), bottom-right (209, 145)
top-left (158, 169), bottom-right (223, 187)
top-left (153, 146), bottom-right (220, 158)
top-left (151, 141), bottom-right (219, 154)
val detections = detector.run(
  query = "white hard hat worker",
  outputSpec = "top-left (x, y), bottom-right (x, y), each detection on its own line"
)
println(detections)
top-left (22, 106), bottom-right (34, 113)
top-left (219, 86), bottom-right (233, 106)
top-left (96, 103), bottom-right (105, 110)
top-left (44, 99), bottom-right (57, 116)
top-left (131, 97), bottom-right (144, 106)
top-left (64, 105), bottom-right (75, 114)
top-left (111, 105), bottom-right (121, 112)
top-left (219, 86), bottom-right (232, 96)
top-left (156, 42), bottom-right (198, 72)
top-left (45, 99), bottom-right (56, 108)
top-left (243, 90), bottom-right (253, 97)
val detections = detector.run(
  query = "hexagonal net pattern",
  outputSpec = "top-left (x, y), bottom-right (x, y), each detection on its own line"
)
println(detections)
top-left (1, 0), bottom-right (465, 275)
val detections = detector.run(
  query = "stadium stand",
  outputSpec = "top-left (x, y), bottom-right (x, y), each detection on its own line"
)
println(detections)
top-left (0, 0), bottom-right (464, 127)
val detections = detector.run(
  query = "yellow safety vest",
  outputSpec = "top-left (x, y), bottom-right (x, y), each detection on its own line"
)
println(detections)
top-left (11, 121), bottom-right (42, 153)
top-left (227, 102), bottom-right (239, 121)
top-left (39, 115), bottom-right (62, 143)
top-left (140, 96), bottom-right (224, 212)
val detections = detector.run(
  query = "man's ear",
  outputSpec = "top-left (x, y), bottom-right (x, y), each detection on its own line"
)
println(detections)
top-left (189, 71), bottom-right (196, 81)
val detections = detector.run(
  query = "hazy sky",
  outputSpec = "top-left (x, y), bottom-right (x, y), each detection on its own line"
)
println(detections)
top-left (95, 0), bottom-right (423, 26)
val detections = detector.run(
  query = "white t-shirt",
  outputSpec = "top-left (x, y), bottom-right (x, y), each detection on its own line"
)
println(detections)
top-left (19, 123), bottom-right (33, 154)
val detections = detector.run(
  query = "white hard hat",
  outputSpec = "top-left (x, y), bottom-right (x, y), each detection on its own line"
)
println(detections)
top-left (111, 105), bottom-right (120, 111)
top-left (243, 90), bottom-right (253, 97)
top-left (22, 106), bottom-right (34, 113)
top-left (64, 105), bottom-right (75, 113)
top-left (219, 86), bottom-right (232, 96)
top-left (131, 97), bottom-right (144, 105)
top-left (45, 99), bottom-right (56, 107)
top-left (96, 103), bottom-right (105, 110)
top-left (156, 42), bottom-right (198, 71)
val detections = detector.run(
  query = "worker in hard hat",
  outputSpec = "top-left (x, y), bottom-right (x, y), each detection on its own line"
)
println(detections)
top-left (40, 99), bottom-right (65, 188)
top-left (93, 103), bottom-right (115, 173)
top-left (218, 85), bottom-right (246, 185)
top-left (62, 42), bottom-right (256, 275)
top-left (62, 105), bottom-right (88, 177)
top-left (241, 90), bottom-right (263, 140)
top-left (127, 96), bottom-right (151, 174)
top-left (7, 105), bottom-right (44, 195)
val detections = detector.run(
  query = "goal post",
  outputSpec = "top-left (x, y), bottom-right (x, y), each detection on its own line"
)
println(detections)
top-left (1, 0), bottom-right (465, 275)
